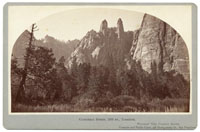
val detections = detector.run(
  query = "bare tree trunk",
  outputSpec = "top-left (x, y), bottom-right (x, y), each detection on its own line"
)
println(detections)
top-left (15, 24), bottom-right (37, 103)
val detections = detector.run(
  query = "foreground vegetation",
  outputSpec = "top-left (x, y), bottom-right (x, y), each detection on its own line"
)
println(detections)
top-left (12, 97), bottom-right (189, 112)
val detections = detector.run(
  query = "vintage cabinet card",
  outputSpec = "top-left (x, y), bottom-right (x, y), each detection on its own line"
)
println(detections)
top-left (3, 3), bottom-right (197, 130)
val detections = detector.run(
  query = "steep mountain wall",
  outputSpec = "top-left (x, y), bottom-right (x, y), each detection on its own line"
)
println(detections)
top-left (131, 14), bottom-right (190, 80)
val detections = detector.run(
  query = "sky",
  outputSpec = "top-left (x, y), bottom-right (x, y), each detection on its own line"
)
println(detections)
top-left (34, 8), bottom-right (144, 42)
top-left (8, 5), bottom-right (192, 48)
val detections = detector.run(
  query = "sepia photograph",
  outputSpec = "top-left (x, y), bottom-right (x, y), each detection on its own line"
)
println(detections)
top-left (10, 6), bottom-right (190, 113)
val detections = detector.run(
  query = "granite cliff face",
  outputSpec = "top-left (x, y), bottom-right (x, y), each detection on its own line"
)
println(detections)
top-left (130, 14), bottom-right (190, 80)
top-left (12, 30), bottom-right (31, 66)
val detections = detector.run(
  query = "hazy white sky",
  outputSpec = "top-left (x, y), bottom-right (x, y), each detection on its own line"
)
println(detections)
top-left (8, 5), bottom-right (192, 49)
top-left (34, 8), bottom-right (144, 41)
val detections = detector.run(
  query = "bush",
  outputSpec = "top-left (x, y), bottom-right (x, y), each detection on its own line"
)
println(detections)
top-left (111, 95), bottom-right (138, 107)
top-left (147, 97), bottom-right (189, 112)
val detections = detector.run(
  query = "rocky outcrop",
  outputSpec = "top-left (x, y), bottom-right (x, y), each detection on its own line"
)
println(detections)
top-left (131, 14), bottom-right (190, 80)
top-left (117, 18), bottom-right (124, 39)
top-left (100, 20), bottom-right (108, 36)
top-left (41, 35), bottom-right (80, 63)
top-left (170, 34), bottom-right (190, 80)
top-left (12, 30), bottom-right (32, 67)
top-left (68, 18), bottom-right (133, 69)
top-left (130, 29), bottom-right (140, 57)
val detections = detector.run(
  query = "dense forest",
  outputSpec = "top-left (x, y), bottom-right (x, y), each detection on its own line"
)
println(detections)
top-left (11, 40), bottom-right (190, 112)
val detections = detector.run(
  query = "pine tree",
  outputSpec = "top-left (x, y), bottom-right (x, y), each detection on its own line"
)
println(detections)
top-left (15, 24), bottom-right (37, 103)
top-left (76, 63), bottom-right (91, 94)
top-left (15, 24), bottom-right (62, 104)
top-left (11, 56), bottom-right (22, 104)
top-left (27, 46), bottom-right (62, 101)
top-left (56, 56), bottom-right (75, 101)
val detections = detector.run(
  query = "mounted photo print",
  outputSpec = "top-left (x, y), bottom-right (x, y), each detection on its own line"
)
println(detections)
top-left (3, 3), bottom-right (197, 130)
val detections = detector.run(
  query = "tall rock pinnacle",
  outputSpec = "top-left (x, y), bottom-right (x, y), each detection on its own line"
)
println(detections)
top-left (100, 19), bottom-right (108, 36)
top-left (117, 18), bottom-right (124, 39)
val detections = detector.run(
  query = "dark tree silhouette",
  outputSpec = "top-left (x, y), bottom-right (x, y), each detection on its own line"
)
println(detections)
top-left (15, 24), bottom-right (38, 103)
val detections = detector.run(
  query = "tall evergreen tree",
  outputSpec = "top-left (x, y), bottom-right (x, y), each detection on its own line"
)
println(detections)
top-left (15, 24), bottom-right (62, 104)
top-left (27, 46), bottom-right (62, 101)
top-left (56, 56), bottom-right (75, 101)
top-left (15, 24), bottom-right (37, 103)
